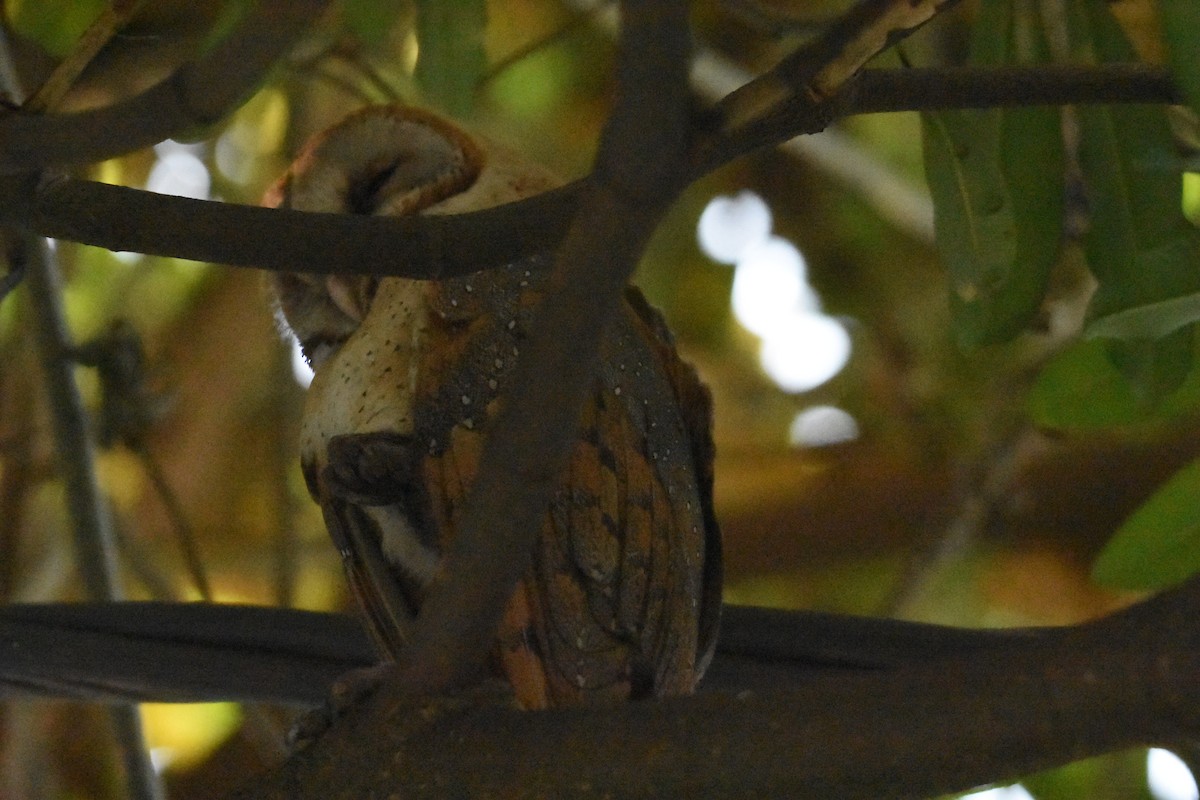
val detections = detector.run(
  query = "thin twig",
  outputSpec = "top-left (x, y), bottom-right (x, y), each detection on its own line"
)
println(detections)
top-left (286, 40), bottom-right (403, 103)
top-left (14, 224), bottom-right (164, 800)
top-left (270, 345), bottom-right (302, 609)
top-left (479, 6), bottom-right (597, 87)
top-left (846, 63), bottom-right (1184, 113)
top-left (0, 0), bottom-right (334, 173)
top-left (0, 22), bottom-right (166, 800)
top-left (0, 252), bottom-right (23, 302)
top-left (688, 44), bottom-right (935, 241)
top-left (134, 443), bottom-right (213, 600)
top-left (23, 0), bottom-right (146, 112)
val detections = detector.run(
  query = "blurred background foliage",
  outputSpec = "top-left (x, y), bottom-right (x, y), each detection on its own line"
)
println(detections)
top-left (0, 0), bottom-right (1197, 798)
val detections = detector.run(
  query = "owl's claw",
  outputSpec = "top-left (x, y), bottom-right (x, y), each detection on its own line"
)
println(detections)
top-left (323, 432), bottom-right (419, 505)
top-left (287, 664), bottom-right (395, 752)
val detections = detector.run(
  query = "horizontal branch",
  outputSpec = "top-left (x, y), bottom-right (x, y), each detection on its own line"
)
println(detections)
top-left (0, 603), bottom-right (375, 705)
top-left (0, 63), bottom-right (1177, 279)
top-left (0, 602), bottom-right (1031, 705)
top-left (7, 579), bottom-right (1199, 799)
top-left (0, 173), bottom-right (577, 276)
top-left (845, 63), bottom-right (1181, 114)
top-left (234, 576), bottom-right (1200, 800)
top-left (691, 62), bottom-right (1180, 176)
top-left (0, 0), bottom-right (332, 172)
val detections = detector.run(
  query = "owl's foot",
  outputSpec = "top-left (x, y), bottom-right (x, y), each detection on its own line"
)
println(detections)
top-left (287, 663), bottom-right (394, 752)
top-left (322, 432), bottom-right (420, 506)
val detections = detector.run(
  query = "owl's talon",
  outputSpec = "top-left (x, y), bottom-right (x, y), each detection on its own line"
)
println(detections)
top-left (323, 432), bottom-right (418, 505)
top-left (287, 664), bottom-right (395, 752)
top-left (329, 663), bottom-right (394, 710)
top-left (285, 706), bottom-right (332, 752)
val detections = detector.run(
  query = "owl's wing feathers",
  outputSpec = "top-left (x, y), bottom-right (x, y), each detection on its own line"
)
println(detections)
top-left (412, 271), bottom-right (719, 706)
top-left (518, 289), bottom-right (720, 704)
top-left (319, 498), bottom-right (415, 659)
top-left (621, 286), bottom-right (723, 679)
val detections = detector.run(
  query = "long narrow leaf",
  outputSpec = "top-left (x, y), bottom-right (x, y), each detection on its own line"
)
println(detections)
top-left (924, 0), bottom-right (1064, 347)
top-left (1074, 0), bottom-right (1200, 395)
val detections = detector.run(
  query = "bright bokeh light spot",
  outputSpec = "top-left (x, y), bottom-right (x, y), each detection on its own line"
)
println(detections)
top-left (698, 190), bottom-right (852, 394)
top-left (759, 313), bottom-right (851, 393)
top-left (140, 702), bottom-right (242, 773)
top-left (149, 748), bottom-right (174, 774)
top-left (1184, 173), bottom-right (1200, 226)
top-left (291, 336), bottom-right (315, 388)
top-left (731, 237), bottom-right (818, 337)
top-left (146, 150), bottom-right (211, 200)
top-left (959, 785), bottom-right (1035, 800)
top-left (111, 249), bottom-right (144, 265)
top-left (789, 405), bottom-right (859, 447)
top-left (1149, 748), bottom-right (1199, 800)
top-left (697, 190), bottom-right (772, 264)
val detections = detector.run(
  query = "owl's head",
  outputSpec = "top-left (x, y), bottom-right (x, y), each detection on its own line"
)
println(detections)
top-left (263, 106), bottom-right (486, 368)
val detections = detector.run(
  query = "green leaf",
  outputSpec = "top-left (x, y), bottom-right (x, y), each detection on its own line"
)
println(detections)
top-left (1086, 250), bottom-right (1200, 341)
top-left (1073, 0), bottom-right (1200, 396)
top-left (1161, 0), bottom-right (1200, 117)
top-left (1030, 336), bottom-right (1200, 431)
top-left (415, 0), bottom-right (487, 118)
top-left (6, 0), bottom-right (105, 58)
top-left (1092, 456), bottom-right (1200, 590)
top-left (922, 110), bottom-right (1016, 296)
top-left (926, 0), bottom-right (1064, 348)
top-left (1029, 339), bottom-right (1151, 429)
top-left (344, 0), bottom-right (408, 48)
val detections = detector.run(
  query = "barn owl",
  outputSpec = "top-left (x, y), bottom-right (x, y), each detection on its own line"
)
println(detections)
top-left (266, 106), bottom-right (721, 708)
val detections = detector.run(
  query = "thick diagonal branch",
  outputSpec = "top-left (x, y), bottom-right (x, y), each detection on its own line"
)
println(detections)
top-left (231, 576), bottom-right (1200, 800)
top-left (380, 0), bottom-right (693, 699)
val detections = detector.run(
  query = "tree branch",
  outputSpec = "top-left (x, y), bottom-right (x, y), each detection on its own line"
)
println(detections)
top-left (0, 173), bottom-right (577, 276)
top-left (373, 0), bottom-right (693, 699)
top-left (0, 603), bottom-right (376, 705)
top-left (0, 0), bottom-right (333, 172)
top-left (846, 64), bottom-right (1182, 114)
top-left (229, 577), bottom-right (1200, 800)
top-left (690, 63), bottom-right (1178, 176)
top-left (6, 585), bottom-right (1199, 799)
top-left (0, 602), bottom-right (1027, 705)
top-left (0, 62), bottom-right (1178, 277)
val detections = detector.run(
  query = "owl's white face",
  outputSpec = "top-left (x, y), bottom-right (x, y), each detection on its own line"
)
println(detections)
top-left (266, 106), bottom-right (560, 477)
top-left (297, 277), bottom-right (428, 472)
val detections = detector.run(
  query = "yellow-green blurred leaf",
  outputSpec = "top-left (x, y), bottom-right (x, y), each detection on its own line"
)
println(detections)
top-left (415, 0), bottom-right (486, 117)
top-left (344, 0), bottom-right (407, 48)
top-left (140, 702), bottom-right (242, 771)
top-left (1028, 338), bottom-right (1200, 430)
top-left (7, 0), bottom-right (105, 58)
top-left (1092, 456), bottom-right (1200, 590)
